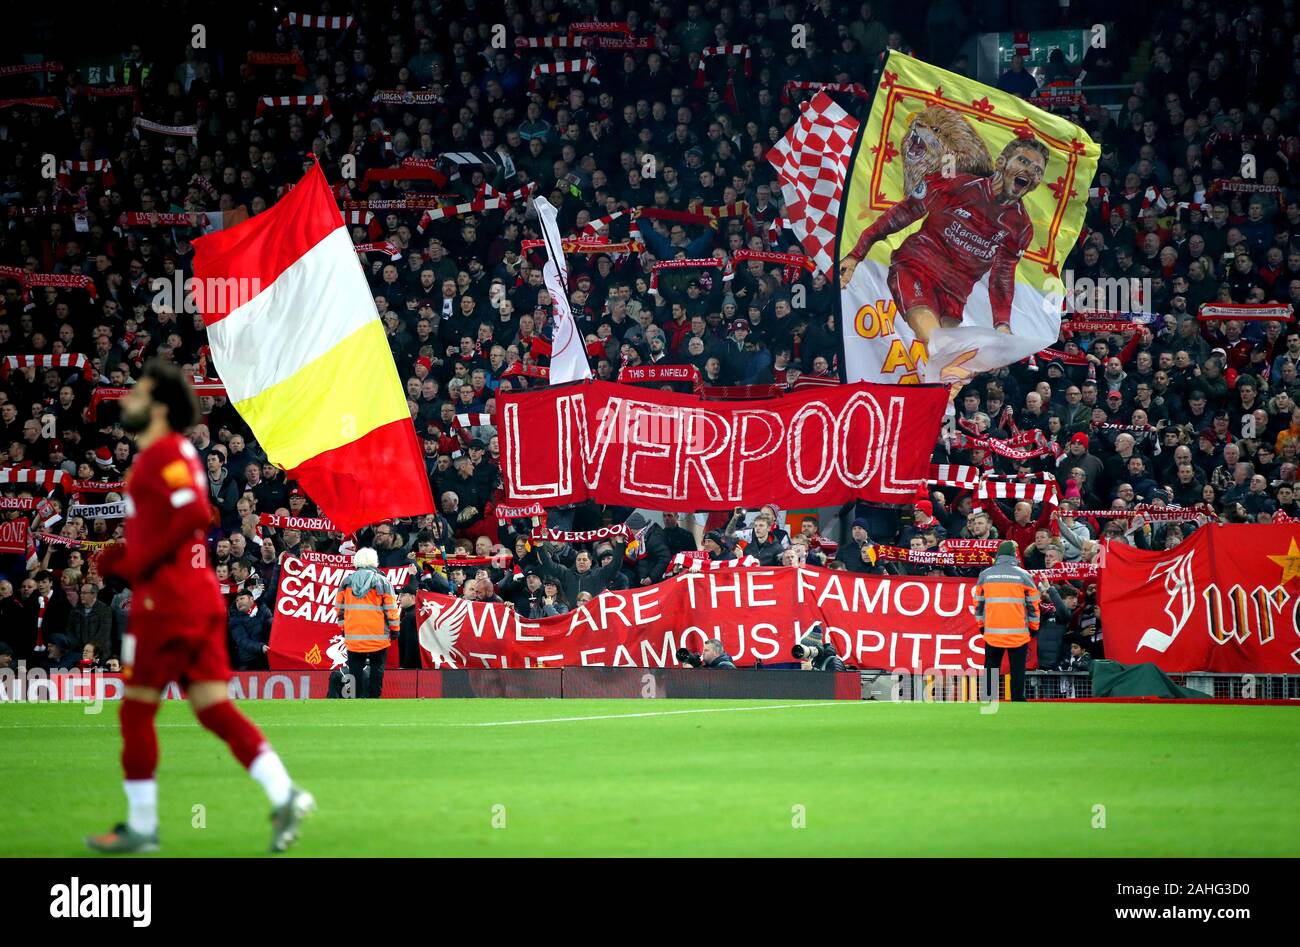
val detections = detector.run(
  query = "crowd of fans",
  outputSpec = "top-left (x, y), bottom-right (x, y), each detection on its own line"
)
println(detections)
top-left (2, 0), bottom-right (1299, 675)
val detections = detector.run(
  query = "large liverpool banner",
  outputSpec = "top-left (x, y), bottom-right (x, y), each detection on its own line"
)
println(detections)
top-left (1101, 524), bottom-right (1300, 673)
top-left (497, 379), bottom-right (948, 508)
top-left (835, 53), bottom-right (1098, 384)
top-left (418, 566), bottom-right (982, 671)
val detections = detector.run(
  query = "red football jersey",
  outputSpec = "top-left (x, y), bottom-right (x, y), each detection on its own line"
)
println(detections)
top-left (111, 432), bottom-right (224, 624)
top-left (851, 173), bottom-right (1034, 324)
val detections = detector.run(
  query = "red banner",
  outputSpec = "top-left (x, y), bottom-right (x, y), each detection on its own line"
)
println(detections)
top-left (497, 380), bottom-right (948, 510)
top-left (416, 566), bottom-right (982, 671)
top-left (1100, 524), bottom-right (1300, 672)
top-left (268, 553), bottom-right (412, 670)
top-left (0, 518), bottom-right (28, 554)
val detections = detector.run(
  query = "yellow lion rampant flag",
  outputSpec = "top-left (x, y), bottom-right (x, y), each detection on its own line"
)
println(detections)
top-left (839, 52), bottom-right (1099, 385)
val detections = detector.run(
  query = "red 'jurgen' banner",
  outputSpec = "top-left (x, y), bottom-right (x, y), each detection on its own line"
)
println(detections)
top-left (497, 380), bottom-right (949, 509)
top-left (418, 566), bottom-right (982, 671)
top-left (0, 518), bottom-right (28, 554)
top-left (268, 552), bottom-right (412, 670)
top-left (1100, 524), bottom-right (1300, 672)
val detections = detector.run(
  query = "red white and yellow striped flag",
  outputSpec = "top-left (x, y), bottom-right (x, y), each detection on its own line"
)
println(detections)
top-left (191, 161), bottom-right (433, 533)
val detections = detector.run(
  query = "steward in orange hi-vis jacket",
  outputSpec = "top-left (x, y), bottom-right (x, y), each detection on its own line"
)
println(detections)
top-left (973, 541), bottom-right (1040, 703)
top-left (333, 547), bottom-right (400, 698)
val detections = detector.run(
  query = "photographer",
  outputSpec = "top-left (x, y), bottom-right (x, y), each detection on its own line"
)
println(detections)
top-left (678, 639), bottom-right (736, 669)
top-left (791, 625), bottom-right (845, 671)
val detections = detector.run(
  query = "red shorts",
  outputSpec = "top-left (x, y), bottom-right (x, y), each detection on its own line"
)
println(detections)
top-left (121, 610), bottom-right (231, 691)
top-left (887, 262), bottom-right (967, 326)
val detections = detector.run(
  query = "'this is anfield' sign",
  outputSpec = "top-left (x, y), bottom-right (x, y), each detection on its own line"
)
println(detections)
top-left (497, 380), bottom-right (948, 509)
top-left (268, 552), bottom-right (412, 670)
top-left (418, 566), bottom-right (983, 671)
top-left (1101, 523), bottom-right (1300, 672)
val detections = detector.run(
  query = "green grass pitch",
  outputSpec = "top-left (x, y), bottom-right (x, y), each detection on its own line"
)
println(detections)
top-left (4, 699), bottom-right (1298, 856)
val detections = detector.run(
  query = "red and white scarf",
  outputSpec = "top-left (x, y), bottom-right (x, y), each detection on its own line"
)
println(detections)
top-left (476, 180), bottom-right (537, 213)
top-left (354, 241), bottom-right (402, 260)
top-left (0, 61), bottom-right (62, 76)
top-left (1197, 303), bottom-right (1293, 322)
top-left (283, 12), bottom-right (354, 29)
top-left (568, 22), bottom-right (631, 35)
top-left (950, 428), bottom-right (1061, 461)
top-left (133, 116), bottom-right (199, 140)
top-left (255, 95), bottom-right (331, 118)
top-left (727, 248), bottom-right (814, 284)
top-left (0, 267), bottom-right (97, 300)
top-left (57, 159), bottom-right (115, 186)
top-left (1028, 562), bottom-right (1100, 579)
top-left (666, 552), bottom-right (759, 574)
top-left (973, 474), bottom-right (1061, 532)
top-left (781, 81), bottom-right (870, 104)
top-left (530, 525), bottom-right (632, 544)
top-left (118, 211), bottom-right (197, 228)
top-left (529, 58), bottom-right (598, 91)
top-left (257, 513), bottom-right (338, 532)
top-left (0, 97), bottom-right (64, 114)
top-left (416, 198), bottom-right (502, 233)
top-left (648, 258), bottom-right (724, 293)
top-left (695, 45), bottom-right (752, 87)
top-left (619, 364), bottom-right (702, 390)
top-left (515, 36), bottom-right (584, 51)
top-left (246, 51), bottom-right (307, 79)
top-left (928, 463), bottom-right (982, 489)
top-left (1, 353), bottom-right (93, 381)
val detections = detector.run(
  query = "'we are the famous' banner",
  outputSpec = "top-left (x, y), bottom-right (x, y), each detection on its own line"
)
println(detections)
top-left (497, 380), bottom-right (948, 509)
top-left (417, 566), bottom-right (981, 671)
top-left (835, 53), bottom-right (1098, 384)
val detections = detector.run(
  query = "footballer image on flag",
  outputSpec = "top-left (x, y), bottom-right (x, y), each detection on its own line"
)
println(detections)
top-left (837, 52), bottom-right (1099, 385)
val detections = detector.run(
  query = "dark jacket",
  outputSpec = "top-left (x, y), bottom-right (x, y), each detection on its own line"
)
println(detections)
top-left (398, 604), bottom-right (422, 669)
top-left (24, 592), bottom-right (71, 650)
top-left (702, 651), bottom-right (737, 669)
top-left (229, 602), bottom-right (273, 669)
top-left (66, 601), bottom-right (114, 656)
top-left (634, 524), bottom-right (673, 584)
top-left (536, 541), bottom-right (628, 600)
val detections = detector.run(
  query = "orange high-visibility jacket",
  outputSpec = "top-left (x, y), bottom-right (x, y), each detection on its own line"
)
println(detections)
top-left (333, 571), bottom-right (400, 654)
top-left (973, 555), bottom-right (1041, 648)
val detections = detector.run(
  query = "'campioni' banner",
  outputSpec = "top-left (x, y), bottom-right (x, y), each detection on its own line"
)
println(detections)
top-left (497, 379), bottom-right (948, 509)
top-left (268, 552), bottom-right (412, 670)
top-left (417, 565), bottom-right (982, 671)
top-left (838, 52), bottom-right (1098, 384)
top-left (1100, 524), bottom-right (1300, 672)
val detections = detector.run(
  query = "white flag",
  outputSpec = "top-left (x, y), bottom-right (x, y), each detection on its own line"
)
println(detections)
top-left (531, 196), bottom-right (592, 385)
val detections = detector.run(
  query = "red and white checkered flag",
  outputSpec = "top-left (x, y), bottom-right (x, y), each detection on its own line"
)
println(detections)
top-left (765, 92), bottom-right (859, 281)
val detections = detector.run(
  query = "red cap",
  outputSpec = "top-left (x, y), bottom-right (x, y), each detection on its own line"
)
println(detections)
top-left (915, 500), bottom-right (933, 519)
top-left (289, 487), bottom-right (305, 498)
top-left (415, 356), bottom-right (433, 374)
top-left (1070, 432), bottom-right (1090, 449)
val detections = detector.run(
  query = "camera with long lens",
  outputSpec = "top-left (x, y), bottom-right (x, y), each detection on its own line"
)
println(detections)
top-left (791, 642), bottom-right (821, 661)
top-left (676, 647), bottom-right (704, 668)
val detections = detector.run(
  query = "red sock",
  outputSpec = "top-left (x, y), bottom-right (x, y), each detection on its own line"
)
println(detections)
top-left (196, 700), bottom-right (269, 769)
top-left (120, 698), bottom-right (160, 780)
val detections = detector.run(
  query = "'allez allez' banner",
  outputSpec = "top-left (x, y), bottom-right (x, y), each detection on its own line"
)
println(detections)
top-left (497, 380), bottom-right (948, 509)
